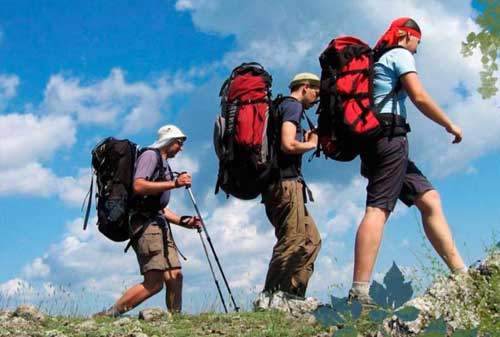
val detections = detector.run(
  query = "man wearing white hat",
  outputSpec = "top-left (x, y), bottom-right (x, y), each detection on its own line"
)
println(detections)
top-left (258, 73), bottom-right (322, 303)
top-left (97, 124), bottom-right (200, 316)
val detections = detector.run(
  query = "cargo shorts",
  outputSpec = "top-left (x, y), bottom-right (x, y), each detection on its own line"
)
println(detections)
top-left (360, 136), bottom-right (434, 212)
top-left (131, 214), bottom-right (181, 275)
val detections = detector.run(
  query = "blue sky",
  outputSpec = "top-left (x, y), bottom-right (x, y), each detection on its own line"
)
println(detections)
top-left (1, 0), bottom-right (499, 314)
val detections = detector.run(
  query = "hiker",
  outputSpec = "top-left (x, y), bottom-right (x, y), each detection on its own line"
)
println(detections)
top-left (96, 124), bottom-right (201, 316)
top-left (348, 17), bottom-right (467, 307)
top-left (260, 73), bottom-right (322, 300)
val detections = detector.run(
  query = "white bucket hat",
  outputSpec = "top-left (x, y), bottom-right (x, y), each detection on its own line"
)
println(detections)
top-left (149, 124), bottom-right (187, 149)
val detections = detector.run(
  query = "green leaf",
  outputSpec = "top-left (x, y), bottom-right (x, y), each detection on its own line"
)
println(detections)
top-left (333, 325), bottom-right (357, 337)
top-left (451, 328), bottom-right (478, 337)
top-left (367, 308), bottom-right (388, 323)
top-left (313, 305), bottom-right (343, 326)
top-left (395, 306), bottom-right (420, 321)
top-left (466, 32), bottom-right (477, 43)
top-left (369, 262), bottom-right (413, 309)
top-left (421, 318), bottom-right (447, 336)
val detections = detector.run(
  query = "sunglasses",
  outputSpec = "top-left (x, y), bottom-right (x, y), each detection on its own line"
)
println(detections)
top-left (175, 138), bottom-right (185, 146)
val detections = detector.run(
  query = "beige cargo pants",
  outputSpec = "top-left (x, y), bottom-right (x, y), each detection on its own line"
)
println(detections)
top-left (262, 179), bottom-right (322, 297)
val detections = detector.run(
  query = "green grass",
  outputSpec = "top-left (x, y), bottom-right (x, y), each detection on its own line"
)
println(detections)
top-left (2, 310), bottom-right (331, 337)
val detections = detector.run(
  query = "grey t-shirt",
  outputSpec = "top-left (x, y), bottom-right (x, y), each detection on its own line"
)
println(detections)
top-left (134, 149), bottom-right (173, 209)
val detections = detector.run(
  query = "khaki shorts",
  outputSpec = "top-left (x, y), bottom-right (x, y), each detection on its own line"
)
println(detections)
top-left (131, 216), bottom-right (181, 275)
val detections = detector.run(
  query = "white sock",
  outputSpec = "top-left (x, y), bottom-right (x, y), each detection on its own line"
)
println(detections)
top-left (351, 281), bottom-right (370, 295)
top-left (452, 266), bottom-right (468, 275)
top-left (105, 303), bottom-right (121, 317)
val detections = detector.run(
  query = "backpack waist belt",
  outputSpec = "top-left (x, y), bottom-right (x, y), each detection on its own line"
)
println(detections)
top-left (378, 113), bottom-right (411, 138)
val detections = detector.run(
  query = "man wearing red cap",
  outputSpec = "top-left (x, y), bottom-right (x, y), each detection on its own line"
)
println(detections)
top-left (348, 18), bottom-right (467, 308)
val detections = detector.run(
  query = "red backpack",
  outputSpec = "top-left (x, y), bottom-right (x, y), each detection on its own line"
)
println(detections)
top-left (316, 36), bottom-right (410, 161)
top-left (214, 63), bottom-right (280, 199)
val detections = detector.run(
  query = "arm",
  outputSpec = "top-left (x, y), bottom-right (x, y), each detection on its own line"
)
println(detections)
top-left (163, 208), bottom-right (201, 230)
top-left (401, 72), bottom-right (462, 143)
top-left (163, 208), bottom-right (181, 225)
top-left (281, 121), bottom-right (317, 154)
top-left (133, 172), bottom-right (192, 196)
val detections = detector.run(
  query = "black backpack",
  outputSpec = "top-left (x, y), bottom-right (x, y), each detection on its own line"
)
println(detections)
top-left (83, 137), bottom-right (166, 244)
top-left (213, 63), bottom-right (282, 200)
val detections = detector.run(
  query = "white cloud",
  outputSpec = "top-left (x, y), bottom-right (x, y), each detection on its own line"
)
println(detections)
top-left (168, 152), bottom-right (200, 175)
top-left (56, 168), bottom-right (93, 207)
top-left (0, 163), bottom-right (91, 208)
top-left (312, 256), bottom-right (354, 296)
top-left (0, 113), bottom-right (76, 169)
top-left (23, 258), bottom-right (51, 279)
top-left (175, 0), bottom-right (197, 11)
top-left (0, 74), bottom-right (19, 109)
top-left (308, 176), bottom-right (366, 235)
top-left (0, 162), bottom-right (59, 196)
top-left (0, 278), bottom-right (33, 297)
top-left (43, 68), bottom-right (193, 135)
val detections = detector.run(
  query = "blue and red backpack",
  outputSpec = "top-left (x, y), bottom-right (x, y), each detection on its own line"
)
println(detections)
top-left (316, 36), bottom-right (410, 161)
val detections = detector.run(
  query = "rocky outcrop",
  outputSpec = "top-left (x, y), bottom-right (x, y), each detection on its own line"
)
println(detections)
top-left (383, 250), bottom-right (500, 336)
top-left (138, 307), bottom-right (171, 322)
top-left (253, 290), bottom-right (323, 323)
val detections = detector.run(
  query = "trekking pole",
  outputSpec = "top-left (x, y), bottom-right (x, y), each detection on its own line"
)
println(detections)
top-left (186, 186), bottom-right (240, 312)
top-left (196, 227), bottom-right (228, 313)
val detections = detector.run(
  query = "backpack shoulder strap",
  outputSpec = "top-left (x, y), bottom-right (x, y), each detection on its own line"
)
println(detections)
top-left (373, 46), bottom-right (406, 113)
top-left (375, 80), bottom-right (402, 113)
top-left (139, 148), bottom-right (166, 181)
top-left (373, 45), bottom-right (405, 62)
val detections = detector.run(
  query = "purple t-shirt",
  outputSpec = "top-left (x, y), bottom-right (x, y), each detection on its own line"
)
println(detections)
top-left (134, 150), bottom-right (173, 209)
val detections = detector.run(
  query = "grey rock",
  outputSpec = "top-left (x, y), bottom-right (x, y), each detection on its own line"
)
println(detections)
top-left (382, 250), bottom-right (500, 336)
top-left (128, 333), bottom-right (148, 337)
top-left (138, 307), bottom-right (170, 322)
top-left (13, 304), bottom-right (45, 321)
top-left (44, 330), bottom-right (67, 337)
top-left (253, 291), bottom-right (321, 322)
top-left (77, 319), bottom-right (96, 330)
top-left (112, 317), bottom-right (132, 326)
top-left (0, 310), bottom-right (13, 321)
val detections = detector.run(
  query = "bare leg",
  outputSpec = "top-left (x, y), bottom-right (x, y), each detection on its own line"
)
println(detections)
top-left (164, 268), bottom-right (183, 313)
top-left (353, 206), bottom-right (390, 282)
top-left (414, 190), bottom-right (465, 271)
top-left (115, 270), bottom-right (164, 313)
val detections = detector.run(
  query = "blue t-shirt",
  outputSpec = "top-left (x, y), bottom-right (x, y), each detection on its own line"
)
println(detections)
top-left (373, 48), bottom-right (417, 118)
top-left (277, 97), bottom-right (303, 175)
top-left (280, 98), bottom-right (303, 142)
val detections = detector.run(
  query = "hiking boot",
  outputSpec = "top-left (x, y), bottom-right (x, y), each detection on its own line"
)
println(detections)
top-left (347, 288), bottom-right (378, 309)
top-left (92, 304), bottom-right (122, 318)
top-left (253, 291), bottom-right (272, 311)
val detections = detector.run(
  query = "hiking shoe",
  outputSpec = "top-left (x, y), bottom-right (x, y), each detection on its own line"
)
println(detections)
top-left (92, 305), bottom-right (121, 318)
top-left (347, 288), bottom-right (378, 309)
top-left (253, 291), bottom-right (272, 311)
